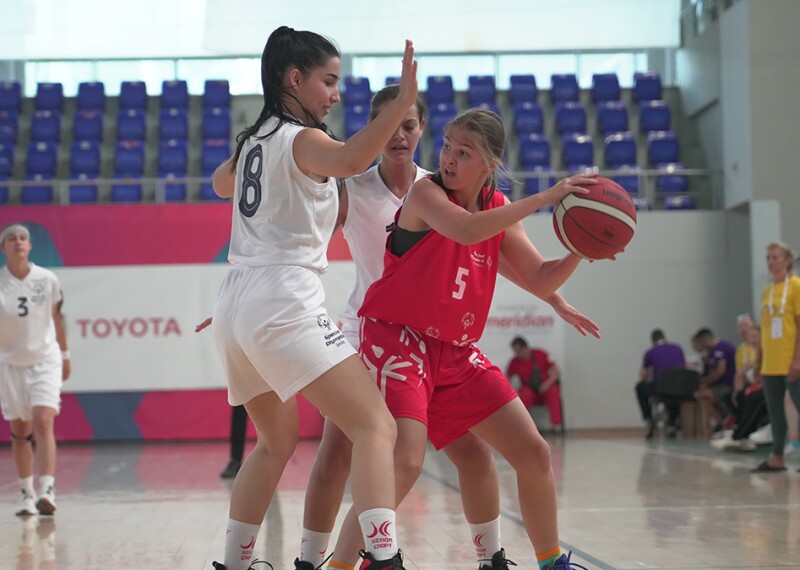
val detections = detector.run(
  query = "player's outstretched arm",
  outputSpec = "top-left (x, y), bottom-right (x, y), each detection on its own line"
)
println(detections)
top-left (213, 157), bottom-right (236, 198)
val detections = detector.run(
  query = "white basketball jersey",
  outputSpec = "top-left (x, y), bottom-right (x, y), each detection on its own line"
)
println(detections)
top-left (0, 263), bottom-right (62, 366)
top-left (228, 116), bottom-right (339, 274)
top-left (340, 164), bottom-right (429, 344)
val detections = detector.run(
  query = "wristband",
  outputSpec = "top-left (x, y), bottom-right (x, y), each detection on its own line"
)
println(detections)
top-left (61, 351), bottom-right (71, 360)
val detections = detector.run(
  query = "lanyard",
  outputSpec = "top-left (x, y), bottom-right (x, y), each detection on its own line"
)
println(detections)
top-left (768, 276), bottom-right (789, 317)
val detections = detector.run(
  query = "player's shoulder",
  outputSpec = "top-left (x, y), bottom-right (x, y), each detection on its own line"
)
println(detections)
top-left (29, 263), bottom-right (59, 282)
top-left (348, 164), bottom-right (380, 189)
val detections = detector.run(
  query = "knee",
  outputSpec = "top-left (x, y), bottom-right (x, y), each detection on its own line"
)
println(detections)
top-left (358, 408), bottom-right (397, 448)
top-left (513, 436), bottom-right (552, 477)
top-left (10, 431), bottom-right (33, 446)
top-left (447, 438), bottom-right (495, 477)
top-left (314, 436), bottom-right (353, 479)
top-left (395, 450), bottom-right (424, 488)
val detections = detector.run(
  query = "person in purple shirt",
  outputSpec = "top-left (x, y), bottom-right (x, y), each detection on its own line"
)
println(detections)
top-left (691, 327), bottom-right (736, 431)
top-left (636, 329), bottom-right (687, 439)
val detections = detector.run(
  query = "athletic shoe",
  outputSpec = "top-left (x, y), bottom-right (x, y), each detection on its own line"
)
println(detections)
top-left (645, 420), bottom-right (655, 440)
top-left (665, 425), bottom-right (678, 439)
top-left (220, 459), bottom-right (242, 479)
top-left (543, 551), bottom-right (589, 570)
top-left (359, 550), bottom-right (405, 569)
top-left (36, 486), bottom-right (56, 515)
top-left (479, 548), bottom-right (518, 569)
top-left (784, 440), bottom-right (800, 457)
top-left (15, 489), bottom-right (37, 517)
top-left (749, 424), bottom-right (773, 445)
top-left (710, 435), bottom-right (732, 450)
top-left (294, 557), bottom-right (332, 570)
top-left (711, 429), bottom-right (733, 440)
top-left (212, 561), bottom-right (273, 569)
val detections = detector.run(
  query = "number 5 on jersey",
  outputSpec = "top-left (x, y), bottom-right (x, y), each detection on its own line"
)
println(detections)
top-left (452, 267), bottom-right (469, 300)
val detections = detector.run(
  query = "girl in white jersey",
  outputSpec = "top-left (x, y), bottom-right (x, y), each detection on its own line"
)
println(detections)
top-left (296, 89), bottom-right (600, 570)
top-left (208, 27), bottom-right (417, 570)
top-left (0, 223), bottom-right (71, 518)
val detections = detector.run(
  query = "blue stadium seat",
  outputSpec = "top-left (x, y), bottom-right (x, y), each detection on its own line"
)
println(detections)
top-left (343, 76), bottom-right (371, 106)
top-left (429, 102), bottom-right (458, 138)
top-left (522, 164), bottom-right (555, 195)
top-left (427, 76), bottom-right (454, 104)
top-left (35, 83), bottom-right (64, 111)
top-left (117, 109), bottom-right (146, 141)
top-left (0, 110), bottom-right (18, 143)
top-left (201, 140), bottom-right (231, 200)
top-left (633, 197), bottom-right (652, 210)
top-left (604, 132), bottom-right (636, 168)
top-left (69, 173), bottom-right (98, 203)
top-left (0, 143), bottom-right (13, 177)
top-left (473, 102), bottom-right (500, 115)
top-left (159, 108), bottom-right (188, 140)
top-left (70, 140), bottom-right (101, 176)
top-left (0, 81), bottom-right (22, 112)
top-left (513, 102), bottom-right (544, 136)
top-left (73, 110), bottom-right (104, 142)
top-left (30, 110), bottom-right (61, 142)
top-left (509, 75), bottom-right (538, 105)
top-left (385, 76), bottom-right (400, 86)
top-left (26, 141), bottom-right (58, 176)
top-left (158, 139), bottom-right (188, 175)
top-left (111, 175), bottom-right (143, 202)
top-left (202, 107), bottom-right (231, 140)
top-left (468, 76), bottom-right (496, 106)
top-left (114, 140), bottom-right (145, 175)
top-left (550, 74), bottom-right (579, 103)
top-left (562, 134), bottom-right (594, 168)
top-left (664, 195), bottom-right (695, 210)
top-left (119, 81), bottom-right (148, 109)
top-left (647, 131), bottom-right (680, 165)
top-left (596, 101), bottom-right (628, 135)
top-left (77, 81), bottom-right (105, 111)
top-left (203, 80), bottom-right (230, 108)
top-left (519, 133), bottom-right (551, 168)
top-left (633, 71), bottom-right (662, 102)
top-left (612, 165), bottom-right (642, 195)
top-left (22, 175), bottom-right (54, 204)
top-left (201, 139), bottom-right (231, 174)
top-left (555, 102), bottom-right (586, 135)
top-left (161, 80), bottom-right (188, 109)
top-left (591, 73), bottom-right (620, 102)
top-left (158, 173), bottom-right (186, 202)
top-left (344, 104), bottom-right (369, 138)
top-left (656, 162), bottom-right (689, 193)
top-left (639, 100), bottom-right (671, 132)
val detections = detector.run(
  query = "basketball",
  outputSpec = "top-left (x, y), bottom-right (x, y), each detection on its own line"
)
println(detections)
top-left (552, 177), bottom-right (637, 260)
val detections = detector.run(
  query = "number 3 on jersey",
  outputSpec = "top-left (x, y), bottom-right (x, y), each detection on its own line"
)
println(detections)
top-left (238, 145), bottom-right (263, 218)
top-left (452, 267), bottom-right (469, 300)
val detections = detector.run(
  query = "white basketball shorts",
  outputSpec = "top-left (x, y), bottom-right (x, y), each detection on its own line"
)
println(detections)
top-left (0, 351), bottom-right (63, 421)
top-left (213, 265), bottom-right (356, 405)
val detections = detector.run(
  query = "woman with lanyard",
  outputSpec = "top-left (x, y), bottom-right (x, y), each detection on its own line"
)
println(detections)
top-left (752, 241), bottom-right (800, 472)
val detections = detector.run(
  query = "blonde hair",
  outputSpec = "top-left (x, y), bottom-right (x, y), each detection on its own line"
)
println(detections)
top-left (767, 240), bottom-right (795, 271)
top-left (440, 108), bottom-right (511, 196)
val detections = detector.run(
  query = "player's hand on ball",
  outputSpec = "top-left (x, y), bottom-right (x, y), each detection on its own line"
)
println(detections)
top-left (543, 173), bottom-right (597, 205)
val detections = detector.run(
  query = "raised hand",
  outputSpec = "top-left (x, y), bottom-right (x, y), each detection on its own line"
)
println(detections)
top-left (397, 40), bottom-right (418, 108)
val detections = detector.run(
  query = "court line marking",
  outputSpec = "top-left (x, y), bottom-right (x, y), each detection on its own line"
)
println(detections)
top-left (421, 466), bottom-right (618, 570)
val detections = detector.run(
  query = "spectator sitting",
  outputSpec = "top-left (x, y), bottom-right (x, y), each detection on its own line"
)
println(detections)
top-left (713, 325), bottom-right (767, 451)
top-left (636, 329), bottom-right (687, 439)
top-left (506, 337), bottom-right (563, 432)
top-left (691, 328), bottom-right (737, 433)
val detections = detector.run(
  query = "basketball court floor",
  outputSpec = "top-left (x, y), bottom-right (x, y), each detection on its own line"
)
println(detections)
top-left (1, 434), bottom-right (799, 570)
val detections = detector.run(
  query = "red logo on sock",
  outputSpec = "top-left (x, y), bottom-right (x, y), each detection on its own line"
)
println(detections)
top-left (473, 533), bottom-right (484, 548)
top-left (240, 537), bottom-right (256, 549)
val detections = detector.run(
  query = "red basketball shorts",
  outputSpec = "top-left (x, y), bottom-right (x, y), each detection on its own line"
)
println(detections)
top-left (359, 317), bottom-right (517, 449)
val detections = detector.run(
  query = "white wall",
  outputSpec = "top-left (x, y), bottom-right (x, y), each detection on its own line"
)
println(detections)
top-left (499, 211), bottom-right (742, 429)
top-left (0, 0), bottom-right (681, 59)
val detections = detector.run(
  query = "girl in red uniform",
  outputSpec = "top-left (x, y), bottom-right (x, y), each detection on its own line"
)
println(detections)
top-left (328, 108), bottom-right (595, 570)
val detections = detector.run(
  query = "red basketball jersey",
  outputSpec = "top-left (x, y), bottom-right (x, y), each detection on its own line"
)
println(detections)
top-left (359, 185), bottom-right (506, 346)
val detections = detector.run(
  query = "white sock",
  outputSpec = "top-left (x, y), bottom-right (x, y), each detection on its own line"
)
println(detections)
top-left (299, 528), bottom-right (331, 567)
top-left (358, 508), bottom-right (397, 561)
top-left (19, 476), bottom-right (35, 496)
top-left (224, 519), bottom-right (261, 570)
top-left (469, 516), bottom-right (502, 563)
top-left (39, 474), bottom-right (55, 493)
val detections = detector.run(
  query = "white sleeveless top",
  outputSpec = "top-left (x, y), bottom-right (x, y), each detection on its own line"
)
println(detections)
top-left (228, 116), bottom-right (338, 274)
top-left (340, 164), bottom-right (428, 344)
top-left (0, 263), bottom-right (62, 366)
